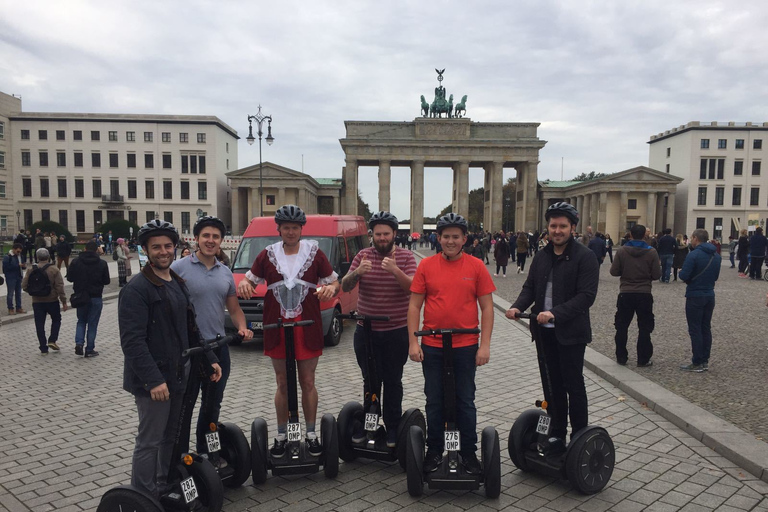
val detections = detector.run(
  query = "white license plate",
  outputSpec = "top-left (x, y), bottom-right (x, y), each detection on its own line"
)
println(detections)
top-left (206, 431), bottom-right (221, 453)
top-left (287, 422), bottom-right (302, 442)
top-left (180, 476), bottom-right (198, 504)
top-left (536, 414), bottom-right (551, 435)
top-left (364, 413), bottom-right (379, 431)
top-left (250, 321), bottom-right (263, 330)
top-left (444, 430), bottom-right (461, 452)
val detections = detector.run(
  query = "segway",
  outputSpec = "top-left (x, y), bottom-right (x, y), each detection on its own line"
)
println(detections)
top-left (336, 312), bottom-right (425, 469)
top-left (507, 312), bottom-right (615, 494)
top-left (250, 319), bottom-right (339, 483)
top-left (406, 328), bottom-right (500, 498)
top-left (97, 333), bottom-right (243, 512)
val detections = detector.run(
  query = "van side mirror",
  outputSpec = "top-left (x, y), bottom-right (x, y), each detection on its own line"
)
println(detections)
top-left (339, 261), bottom-right (351, 277)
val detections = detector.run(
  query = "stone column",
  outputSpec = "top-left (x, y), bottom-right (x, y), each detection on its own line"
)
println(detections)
top-left (230, 185), bottom-right (240, 235)
top-left (581, 193), bottom-right (591, 231)
top-left (332, 194), bottom-right (340, 215)
top-left (666, 191), bottom-right (676, 234)
top-left (343, 158), bottom-right (358, 215)
top-left (453, 161), bottom-right (470, 218)
top-left (247, 187), bottom-right (255, 220)
top-left (378, 160), bottom-right (391, 212)
top-left (646, 192), bottom-right (657, 233)
top-left (452, 167), bottom-right (458, 213)
top-left (410, 159), bottom-right (425, 235)
top-left (598, 192), bottom-right (608, 234)
top-left (656, 192), bottom-right (665, 230)
top-left (525, 162), bottom-right (539, 231)
top-left (619, 192), bottom-right (628, 238)
top-left (574, 195), bottom-right (583, 230)
top-left (277, 186), bottom-right (286, 207)
top-left (485, 161), bottom-right (504, 233)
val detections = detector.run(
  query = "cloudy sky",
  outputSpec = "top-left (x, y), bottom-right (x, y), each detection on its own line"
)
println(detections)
top-left (2, 0), bottom-right (768, 220)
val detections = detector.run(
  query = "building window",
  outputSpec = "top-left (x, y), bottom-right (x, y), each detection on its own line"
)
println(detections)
top-left (94, 210), bottom-right (103, 227)
top-left (266, 195), bottom-right (275, 205)
top-left (40, 178), bottom-right (50, 198)
top-left (109, 179), bottom-right (120, 198)
top-left (700, 139), bottom-right (709, 149)
top-left (144, 132), bottom-right (153, 142)
top-left (145, 180), bottom-right (155, 199)
top-left (41, 209), bottom-right (50, 222)
top-left (163, 211), bottom-right (173, 223)
top-left (74, 152), bottom-right (83, 167)
top-left (128, 180), bottom-right (137, 199)
top-left (58, 178), bottom-right (67, 198)
top-left (736, 139), bottom-right (745, 149)
top-left (197, 133), bottom-right (206, 143)
top-left (754, 139), bottom-right (762, 150)
top-left (56, 130), bottom-right (65, 141)
top-left (180, 133), bottom-right (189, 143)
top-left (696, 217), bottom-right (705, 229)
top-left (56, 152), bottom-right (66, 167)
top-left (750, 187), bottom-right (760, 206)
top-left (22, 178), bottom-right (31, 197)
top-left (91, 130), bottom-right (100, 141)
top-left (734, 160), bottom-right (743, 175)
top-left (701, 158), bottom-right (724, 180)
top-left (181, 212), bottom-right (191, 233)
top-left (39, 130), bottom-right (48, 140)
top-left (76, 210), bottom-right (85, 233)
top-left (75, 179), bottom-right (84, 198)
top-left (163, 181), bottom-right (172, 199)
top-left (665, 163), bottom-right (670, 173)
top-left (92, 179), bottom-right (102, 198)
top-left (21, 151), bottom-right (30, 166)
top-left (226, 158), bottom-right (229, 170)
top-left (715, 187), bottom-right (724, 206)
top-left (127, 153), bottom-right (136, 168)
top-left (226, 142), bottom-right (229, 153)
top-left (109, 131), bottom-right (118, 142)
top-left (59, 210), bottom-right (68, 229)
top-left (713, 217), bottom-right (723, 238)
top-left (128, 210), bottom-right (137, 225)
top-left (21, 129), bottom-right (30, 140)
top-left (162, 132), bottom-right (171, 143)
top-left (162, 154), bottom-right (172, 169)
top-left (199, 155), bottom-right (206, 174)
top-left (146, 211), bottom-right (155, 222)
top-left (180, 181), bottom-right (190, 200)
top-left (109, 153), bottom-right (118, 168)
top-left (0, 151), bottom-right (4, 169)
top-left (628, 198), bottom-right (637, 210)
top-left (198, 181), bottom-right (207, 200)
top-left (92, 152), bottom-right (101, 168)
top-left (126, 131), bottom-right (135, 142)
top-left (752, 161), bottom-right (761, 176)
top-left (732, 187), bottom-right (742, 206)
top-left (699, 159), bottom-right (707, 179)
top-left (73, 130), bottom-right (82, 141)
top-left (181, 155), bottom-right (188, 174)
top-left (39, 151), bottom-right (48, 167)
top-left (24, 209), bottom-right (32, 229)
top-left (718, 139), bottom-right (727, 149)
top-left (697, 186), bottom-right (707, 206)
top-left (0, 181), bottom-right (5, 198)
top-left (145, 154), bottom-right (154, 169)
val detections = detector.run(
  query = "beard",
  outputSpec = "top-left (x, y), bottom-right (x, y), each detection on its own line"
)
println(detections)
top-left (374, 239), bottom-right (395, 255)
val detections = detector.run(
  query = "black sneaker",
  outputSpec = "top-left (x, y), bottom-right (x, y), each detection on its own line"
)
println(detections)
top-left (423, 450), bottom-right (443, 473)
top-left (75, 345), bottom-right (84, 356)
top-left (461, 451), bottom-right (482, 475)
top-left (270, 438), bottom-right (287, 457)
top-left (306, 436), bottom-right (322, 457)
top-left (84, 350), bottom-right (99, 358)
top-left (637, 360), bottom-right (653, 367)
top-left (386, 427), bottom-right (398, 448)
top-left (537, 437), bottom-right (567, 456)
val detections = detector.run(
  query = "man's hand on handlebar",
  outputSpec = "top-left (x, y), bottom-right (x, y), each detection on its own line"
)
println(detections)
top-left (537, 311), bottom-right (555, 325)
top-left (209, 363), bottom-right (222, 382)
top-left (239, 328), bottom-right (254, 341)
top-left (409, 341), bottom-right (423, 363)
top-left (476, 345), bottom-right (490, 366)
top-left (506, 307), bottom-right (521, 321)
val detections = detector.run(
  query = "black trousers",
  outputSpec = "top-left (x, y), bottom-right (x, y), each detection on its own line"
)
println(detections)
top-left (537, 328), bottom-right (588, 440)
top-left (614, 293), bottom-right (654, 365)
top-left (738, 254), bottom-right (749, 273)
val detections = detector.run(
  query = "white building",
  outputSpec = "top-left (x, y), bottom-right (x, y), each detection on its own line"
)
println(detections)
top-left (649, 121), bottom-right (768, 239)
top-left (1, 91), bottom-right (238, 237)
top-left (0, 93), bottom-right (21, 236)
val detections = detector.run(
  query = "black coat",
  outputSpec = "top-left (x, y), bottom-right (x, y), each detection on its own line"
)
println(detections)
top-left (66, 250), bottom-right (110, 297)
top-left (511, 237), bottom-right (599, 345)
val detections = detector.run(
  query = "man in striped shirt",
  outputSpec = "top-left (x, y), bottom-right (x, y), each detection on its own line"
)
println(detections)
top-left (342, 211), bottom-right (418, 447)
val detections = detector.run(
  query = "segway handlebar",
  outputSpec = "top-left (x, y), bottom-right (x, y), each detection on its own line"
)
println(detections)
top-left (262, 319), bottom-right (315, 330)
top-left (182, 333), bottom-right (243, 358)
top-left (338, 311), bottom-right (391, 322)
top-left (515, 312), bottom-right (555, 324)
top-left (413, 328), bottom-right (481, 337)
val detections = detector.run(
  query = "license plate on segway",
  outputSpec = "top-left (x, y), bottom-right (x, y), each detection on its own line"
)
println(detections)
top-left (206, 431), bottom-right (221, 453)
top-left (536, 414), bottom-right (551, 435)
top-left (445, 430), bottom-right (461, 452)
top-left (364, 413), bottom-right (379, 431)
top-left (180, 476), bottom-right (198, 504)
top-left (287, 422), bottom-right (302, 442)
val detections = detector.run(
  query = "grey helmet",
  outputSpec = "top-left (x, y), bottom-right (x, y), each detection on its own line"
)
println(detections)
top-left (138, 219), bottom-right (179, 247)
top-left (369, 211), bottom-right (399, 231)
top-left (274, 204), bottom-right (306, 226)
top-left (436, 212), bottom-right (468, 234)
top-left (545, 202), bottom-right (579, 225)
top-left (193, 215), bottom-right (226, 237)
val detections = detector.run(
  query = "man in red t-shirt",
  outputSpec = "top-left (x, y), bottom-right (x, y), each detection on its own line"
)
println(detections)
top-left (237, 205), bottom-right (340, 458)
top-left (407, 213), bottom-right (496, 475)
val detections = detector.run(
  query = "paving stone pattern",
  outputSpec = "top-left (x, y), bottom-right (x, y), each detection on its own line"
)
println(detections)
top-left (1, 292), bottom-right (767, 510)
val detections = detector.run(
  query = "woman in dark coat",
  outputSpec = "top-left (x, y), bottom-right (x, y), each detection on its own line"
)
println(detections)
top-left (493, 236), bottom-right (511, 277)
top-left (673, 234), bottom-right (690, 281)
top-left (737, 229), bottom-right (750, 276)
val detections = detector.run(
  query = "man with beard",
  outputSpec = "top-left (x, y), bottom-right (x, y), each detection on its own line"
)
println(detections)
top-left (341, 211), bottom-right (417, 447)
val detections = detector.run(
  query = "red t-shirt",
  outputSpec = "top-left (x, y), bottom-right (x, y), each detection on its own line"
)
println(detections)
top-left (410, 253), bottom-right (496, 348)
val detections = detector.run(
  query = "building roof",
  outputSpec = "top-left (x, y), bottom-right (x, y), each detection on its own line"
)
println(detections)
top-left (315, 178), bottom-right (342, 185)
top-left (540, 180), bottom-right (583, 188)
top-left (649, 121), bottom-right (768, 144)
top-left (540, 166), bottom-right (682, 192)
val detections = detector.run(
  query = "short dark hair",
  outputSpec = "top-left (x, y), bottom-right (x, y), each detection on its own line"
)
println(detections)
top-left (630, 224), bottom-right (646, 240)
top-left (85, 240), bottom-right (98, 252)
top-left (757, 227), bottom-right (764, 234)
top-left (663, 228), bottom-right (672, 235)
top-left (12, 243), bottom-right (22, 251)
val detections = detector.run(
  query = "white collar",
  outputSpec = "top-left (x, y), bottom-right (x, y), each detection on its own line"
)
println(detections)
top-left (268, 239), bottom-right (318, 289)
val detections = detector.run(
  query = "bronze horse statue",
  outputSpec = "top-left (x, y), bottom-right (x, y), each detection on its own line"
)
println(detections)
top-left (420, 95), bottom-right (429, 117)
top-left (430, 93), bottom-right (453, 118)
top-left (454, 95), bottom-right (468, 118)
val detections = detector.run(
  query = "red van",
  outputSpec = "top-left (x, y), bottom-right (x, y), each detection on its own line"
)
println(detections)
top-left (225, 215), bottom-right (367, 346)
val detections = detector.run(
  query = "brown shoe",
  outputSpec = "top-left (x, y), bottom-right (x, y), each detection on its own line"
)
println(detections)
top-left (15, 309), bottom-right (26, 314)
top-left (8, 309), bottom-right (15, 315)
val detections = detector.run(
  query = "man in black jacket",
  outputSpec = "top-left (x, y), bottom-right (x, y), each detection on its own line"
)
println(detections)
top-left (67, 241), bottom-right (110, 357)
top-left (506, 202), bottom-right (599, 454)
top-left (55, 235), bottom-right (72, 275)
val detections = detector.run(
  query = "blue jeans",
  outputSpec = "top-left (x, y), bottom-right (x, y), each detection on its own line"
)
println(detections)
top-left (5, 276), bottom-right (22, 310)
top-left (422, 344), bottom-right (477, 455)
top-left (660, 254), bottom-right (674, 282)
top-left (729, 252), bottom-right (735, 268)
top-left (685, 296), bottom-right (715, 365)
top-left (75, 297), bottom-right (104, 352)
top-left (195, 345), bottom-right (231, 453)
top-left (33, 301), bottom-right (61, 352)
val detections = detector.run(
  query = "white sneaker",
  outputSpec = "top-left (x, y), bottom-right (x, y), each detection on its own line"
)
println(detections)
top-left (493, 273), bottom-right (498, 277)
top-left (520, 270), bottom-right (525, 274)
top-left (502, 274), bottom-right (507, 278)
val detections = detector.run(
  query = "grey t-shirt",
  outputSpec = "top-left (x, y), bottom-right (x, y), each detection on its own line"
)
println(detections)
top-left (543, 270), bottom-right (554, 329)
top-left (163, 277), bottom-right (191, 349)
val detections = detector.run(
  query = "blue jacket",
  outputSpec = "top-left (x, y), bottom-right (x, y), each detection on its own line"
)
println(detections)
top-left (2, 251), bottom-right (23, 279)
top-left (749, 233), bottom-right (767, 257)
top-left (678, 242), bottom-right (721, 297)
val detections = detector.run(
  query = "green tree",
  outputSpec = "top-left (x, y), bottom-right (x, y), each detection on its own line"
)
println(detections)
top-left (570, 171), bottom-right (606, 181)
top-left (99, 219), bottom-right (141, 241)
top-left (30, 220), bottom-right (74, 242)
top-left (357, 190), bottom-right (372, 222)
top-left (437, 181), bottom-right (516, 233)
top-left (501, 178), bottom-right (516, 233)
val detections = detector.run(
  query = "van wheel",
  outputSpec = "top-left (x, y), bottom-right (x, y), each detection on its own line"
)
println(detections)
top-left (324, 308), bottom-right (342, 347)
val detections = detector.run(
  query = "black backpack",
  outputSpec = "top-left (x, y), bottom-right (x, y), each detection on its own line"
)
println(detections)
top-left (112, 250), bottom-right (119, 261)
top-left (27, 263), bottom-right (53, 297)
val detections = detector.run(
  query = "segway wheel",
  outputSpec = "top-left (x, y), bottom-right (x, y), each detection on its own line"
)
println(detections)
top-left (565, 427), bottom-right (615, 494)
top-left (218, 422), bottom-right (251, 488)
top-left (481, 426), bottom-right (501, 498)
top-left (321, 413), bottom-right (339, 478)
top-left (97, 486), bottom-right (163, 512)
top-left (250, 418), bottom-right (269, 484)
top-left (406, 425), bottom-right (424, 497)
top-left (508, 409), bottom-right (543, 472)
top-left (186, 458), bottom-right (224, 512)
top-left (337, 401), bottom-right (363, 462)
top-left (397, 408), bottom-right (426, 470)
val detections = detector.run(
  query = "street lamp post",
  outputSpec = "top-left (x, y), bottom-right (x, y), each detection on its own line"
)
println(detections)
top-left (246, 106), bottom-right (274, 217)
top-left (16, 210), bottom-right (20, 231)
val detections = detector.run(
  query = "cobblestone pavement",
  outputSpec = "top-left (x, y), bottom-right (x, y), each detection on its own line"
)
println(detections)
top-left (1, 293), bottom-right (768, 510)
top-left (478, 249), bottom-right (768, 444)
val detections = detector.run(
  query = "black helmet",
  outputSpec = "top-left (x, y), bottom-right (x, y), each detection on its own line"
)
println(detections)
top-left (274, 204), bottom-right (306, 226)
top-left (193, 215), bottom-right (226, 237)
top-left (369, 211), bottom-right (399, 231)
top-left (138, 219), bottom-right (179, 247)
top-left (436, 212), bottom-right (468, 234)
top-left (545, 202), bottom-right (579, 225)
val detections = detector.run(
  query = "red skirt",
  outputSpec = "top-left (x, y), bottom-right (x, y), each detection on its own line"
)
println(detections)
top-left (264, 314), bottom-right (323, 360)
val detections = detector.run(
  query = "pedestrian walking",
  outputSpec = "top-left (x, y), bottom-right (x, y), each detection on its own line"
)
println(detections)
top-left (588, 233), bottom-right (607, 265)
top-left (727, 236), bottom-right (737, 269)
top-left (493, 235), bottom-right (510, 277)
top-left (609, 224), bottom-right (661, 367)
top-left (45, 232), bottom-right (56, 261)
top-left (3, 243), bottom-right (26, 315)
top-left (67, 240), bottom-right (110, 357)
top-left (748, 227), bottom-right (767, 280)
top-left (737, 229), bottom-right (749, 277)
top-left (516, 231), bottom-right (529, 273)
top-left (605, 234), bottom-right (614, 263)
top-left (22, 248), bottom-right (68, 354)
top-left (673, 234), bottom-right (689, 281)
top-left (24, 231), bottom-right (35, 264)
top-left (116, 238), bottom-right (132, 286)
top-left (657, 228), bottom-right (677, 283)
top-left (678, 229), bottom-right (721, 372)
top-left (34, 230), bottom-right (46, 261)
top-left (470, 238), bottom-right (486, 262)
top-left (55, 235), bottom-right (72, 274)
top-left (106, 230), bottom-right (114, 255)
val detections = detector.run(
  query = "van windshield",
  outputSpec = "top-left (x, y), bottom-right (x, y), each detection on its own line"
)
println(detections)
top-left (231, 236), bottom-right (336, 273)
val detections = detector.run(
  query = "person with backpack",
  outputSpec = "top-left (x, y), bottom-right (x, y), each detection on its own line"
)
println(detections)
top-left (67, 241), bottom-right (111, 357)
top-left (22, 248), bottom-right (68, 354)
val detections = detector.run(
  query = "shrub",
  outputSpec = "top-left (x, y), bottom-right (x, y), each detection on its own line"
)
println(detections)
top-left (29, 221), bottom-right (74, 242)
top-left (99, 219), bottom-right (141, 241)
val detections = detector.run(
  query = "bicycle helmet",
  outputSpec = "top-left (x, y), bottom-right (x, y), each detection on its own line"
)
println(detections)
top-left (193, 215), bottom-right (226, 237)
top-left (274, 204), bottom-right (306, 226)
top-left (436, 212), bottom-right (468, 234)
top-left (545, 202), bottom-right (579, 225)
top-left (138, 219), bottom-right (179, 247)
top-left (369, 211), bottom-right (399, 231)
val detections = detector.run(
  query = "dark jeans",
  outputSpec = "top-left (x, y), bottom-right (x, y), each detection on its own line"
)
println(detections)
top-left (195, 346), bottom-right (231, 453)
top-left (422, 344), bottom-right (478, 455)
top-left (5, 276), bottom-right (22, 310)
top-left (738, 254), bottom-right (749, 273)
top-left (729, 252), bottom-right (735, 268)
top-left (685, 296), bottom-right (715, 365)
top-left (33, 301), bottom-right (61, 353)
top-left (538, 328), bottom-right (588, 440)
top-left (660, 254), bottom-right (674, 282)
top-left (607, 247), bottom-right (613, 263)
top-left (749, 257), bottom-right (764, 279)
top-left (75, 297), bottom-right (104, 352)
top-left (26, 247), bottom-right (35, 263)
top-left (517, 253), bottom-right (527, 271)
top-left (495, 265), bottom-right (507, 275)
top-left (614, 293), bottom-right (654, 364)
top-left (353, 326), bottom-right (409, 431)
